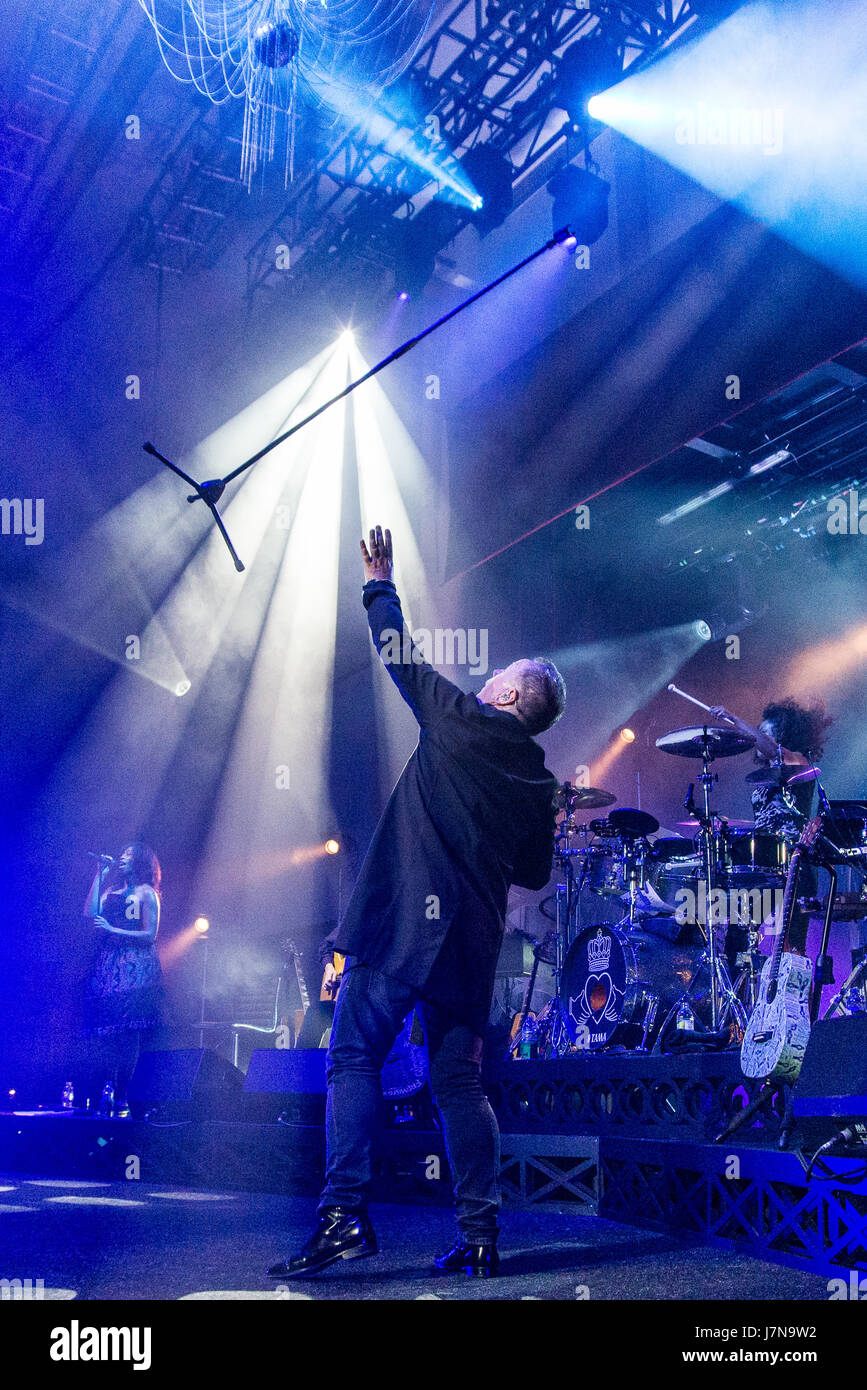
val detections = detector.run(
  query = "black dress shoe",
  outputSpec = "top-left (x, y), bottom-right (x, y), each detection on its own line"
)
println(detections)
top-left (267, 1207), bottom-right (377, 1279)
top-left (433, 1240), bottom-right (500, 1278)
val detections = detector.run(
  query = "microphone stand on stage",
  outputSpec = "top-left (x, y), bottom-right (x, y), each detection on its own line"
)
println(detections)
top-left (142, 228), bottom-right (576, 572)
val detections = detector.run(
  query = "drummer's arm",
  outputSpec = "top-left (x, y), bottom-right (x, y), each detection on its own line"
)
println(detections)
top-left (708, 707), bottom-right (778, 760)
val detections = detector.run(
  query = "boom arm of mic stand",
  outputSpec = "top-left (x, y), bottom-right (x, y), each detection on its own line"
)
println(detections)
top-left (141, 228), bottom-right (575, 571)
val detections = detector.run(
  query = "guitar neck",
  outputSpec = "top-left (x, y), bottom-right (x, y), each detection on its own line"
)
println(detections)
top-left (291, 952), bottom-right (310, 1011)
top-left (769, 847), bottom-right (804, 983)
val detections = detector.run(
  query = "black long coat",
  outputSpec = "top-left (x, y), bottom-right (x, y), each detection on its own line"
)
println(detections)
top-left (335, 580), bottom-right (558, 1024)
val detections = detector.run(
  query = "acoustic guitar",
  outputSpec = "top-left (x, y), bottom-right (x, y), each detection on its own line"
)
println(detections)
top-left (740, 816), bottom-right (821, 1082)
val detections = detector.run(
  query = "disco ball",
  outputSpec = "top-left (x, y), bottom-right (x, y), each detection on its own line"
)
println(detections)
top-left (253, 19), bottom-right (299, 68)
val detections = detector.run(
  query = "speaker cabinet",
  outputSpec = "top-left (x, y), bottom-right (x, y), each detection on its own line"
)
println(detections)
top-left (241, 1048), bottom-right (327, 1123)
top-left (791, 1016), bottom-right (867, 1150)
top-left (128, 1049), bottom-right (244, 1121)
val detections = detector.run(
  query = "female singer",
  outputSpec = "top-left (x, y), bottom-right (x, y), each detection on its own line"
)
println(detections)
top-left (83, 843), bottom-right (163, 1109)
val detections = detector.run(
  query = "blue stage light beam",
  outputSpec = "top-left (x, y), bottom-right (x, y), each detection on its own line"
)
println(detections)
top-left (587, 0), bottom-right (867, 288)
top-left (336, 93), bottom-right (482, 210)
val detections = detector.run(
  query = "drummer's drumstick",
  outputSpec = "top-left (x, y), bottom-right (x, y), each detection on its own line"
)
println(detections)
top-left (667, 682), bottom-right (713, 714)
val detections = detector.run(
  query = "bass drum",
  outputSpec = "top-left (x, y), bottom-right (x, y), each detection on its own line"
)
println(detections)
top-left (559, 922), bottom-right (705, 1050)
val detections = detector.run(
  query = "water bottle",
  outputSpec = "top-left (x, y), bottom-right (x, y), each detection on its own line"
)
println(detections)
top-left (99, 1081), bottom-right (115, 1116)
top-left (518, 1014), bottom-right (538, 1059)
top-left (675, 1001), bottom-right (695, 1033)
top-left (61, 1081), bottom-right (75, 1110)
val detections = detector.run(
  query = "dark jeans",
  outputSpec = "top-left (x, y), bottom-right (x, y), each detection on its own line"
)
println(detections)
top-left (319, 963), bottom-right (500, 1245)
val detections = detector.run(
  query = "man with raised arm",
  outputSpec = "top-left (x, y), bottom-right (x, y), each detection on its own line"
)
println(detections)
top-left (269, 525), bottom-right (564, 1281)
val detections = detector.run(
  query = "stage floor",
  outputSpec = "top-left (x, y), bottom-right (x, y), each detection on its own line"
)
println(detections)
top-left (0, 1170), bottom-right (832, 1301)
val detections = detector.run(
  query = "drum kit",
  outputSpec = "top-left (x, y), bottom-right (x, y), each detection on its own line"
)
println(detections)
top-left (513, 685), bottom-right (841, 1060)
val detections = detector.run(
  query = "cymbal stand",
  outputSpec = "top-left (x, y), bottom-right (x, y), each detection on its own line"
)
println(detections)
top-left (538, 830), bottom-right (581, 1057)
top-left (653, 729), bottom-right (747, 1051)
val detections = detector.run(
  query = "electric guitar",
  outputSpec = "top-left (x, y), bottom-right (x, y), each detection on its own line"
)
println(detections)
top-left (740, 816), bottom-right (821, 1082)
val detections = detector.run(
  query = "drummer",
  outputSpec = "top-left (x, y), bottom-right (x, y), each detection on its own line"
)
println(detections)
top-left (707, 697), bottom-right (832, 952)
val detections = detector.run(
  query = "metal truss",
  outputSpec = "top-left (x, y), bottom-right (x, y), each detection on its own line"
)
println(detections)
top-left (0, 1), bottom-right (122, 234)
top-left (500, 1132), bottom-right (598, 1206)
top-left (243, 0), bottom-right (703, 304)
top-left (131, 112), bottom-right (250, 277)
top-left (600, 1135), bottom-right (867, 1278)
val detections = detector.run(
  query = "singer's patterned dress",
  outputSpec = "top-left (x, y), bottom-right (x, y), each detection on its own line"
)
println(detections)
top-left (85, 888), bottom-right (162, 1036)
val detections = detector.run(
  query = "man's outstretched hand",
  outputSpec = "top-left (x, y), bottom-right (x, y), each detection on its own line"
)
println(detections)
top-left (360, 525), bottom-right (394, 583)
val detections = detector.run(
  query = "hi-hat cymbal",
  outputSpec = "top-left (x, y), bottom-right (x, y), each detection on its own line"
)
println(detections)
top-left (787, 765), bottom-right (821, 786)
top-left (656, 724), bottom-right (755, 759)
top-left (676, 817), bottom-right (753, 830)
top-left (556, 783), bottom-right (617, 810)
top-left (745, 763), bottom-right (821, 787)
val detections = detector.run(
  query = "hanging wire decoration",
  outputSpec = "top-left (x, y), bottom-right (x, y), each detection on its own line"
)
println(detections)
top-left (137, 0), bottom-right (435, 186)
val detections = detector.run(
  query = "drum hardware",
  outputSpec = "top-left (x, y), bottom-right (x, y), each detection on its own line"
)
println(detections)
top-left (727, 928), bottom-right (766, 1014)
top-left (652, 724), bottom-right (754, 1051)
top-left (823, 951), bottom-right (867, 1020)
top-left (506, 932), bottom-right (556, 1058)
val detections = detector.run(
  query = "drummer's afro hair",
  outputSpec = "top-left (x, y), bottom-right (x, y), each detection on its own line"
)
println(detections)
top-left (519, 658), bottom-right (566, 736)
top-left (762, 698), bottom-right (832, 759)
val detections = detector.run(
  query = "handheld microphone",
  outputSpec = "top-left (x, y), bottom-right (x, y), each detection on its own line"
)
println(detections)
top-left (88, 851), bottom-right (115, 864)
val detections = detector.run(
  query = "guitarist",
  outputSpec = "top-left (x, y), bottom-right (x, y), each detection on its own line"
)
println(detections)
top-left (268, 525), bottom-right (563, 1282)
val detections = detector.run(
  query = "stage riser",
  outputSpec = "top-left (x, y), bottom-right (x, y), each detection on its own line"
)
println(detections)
top-left (598, 1136), bottom-right (867, 1282)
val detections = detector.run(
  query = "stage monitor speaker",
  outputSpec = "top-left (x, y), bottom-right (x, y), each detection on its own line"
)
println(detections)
top-left (128, 1049), bottom-right (244, 1121)
top-left (790, 1016), bottom-right (867, 1151)
top-left (242, 1048), bottom-right (327, 1123)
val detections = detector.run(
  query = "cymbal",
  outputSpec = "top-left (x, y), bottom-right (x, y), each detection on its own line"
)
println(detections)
top-left (656, 724), bottom-right (755, 759)
top-left (676, 817), bottom-right (753, 830)
top-left (745, 766), bottom-right (787, 785)
top-left (745, 763), bottom-right (821, 787)
top-left (787, 765), bottom-right (821, 786)
top-left (556, 783), bottom-right (617, 810)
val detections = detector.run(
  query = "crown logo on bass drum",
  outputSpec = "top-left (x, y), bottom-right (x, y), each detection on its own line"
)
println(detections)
top-left (587, 928), bottom-right (611, 971)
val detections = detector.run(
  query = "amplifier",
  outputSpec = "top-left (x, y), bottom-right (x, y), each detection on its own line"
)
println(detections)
top-left (791, 1016), bottom-right (867, 1152)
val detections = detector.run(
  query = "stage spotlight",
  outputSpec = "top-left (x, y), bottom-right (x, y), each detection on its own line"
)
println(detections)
top-left (619, 727), bottom-right (636, 743)
top-left (193, 916), bottom-right (210, 935)
top-left (324, 837), bottom-right (340, 856)
top-left (548, 164), bottom-right (610, 247)
top-left (338, 328), bottom-right (355, 348)
top-left (694, 608), bottom-right (754, 644)
top-left (459, 145), bottom-right (513, 235)
top-left (175, 679), bottom-right (192, 697)
top-left (392, 199), bottom-right (461, 298)
top-left (556, 30), bottom-right (623, 130)
top-left (397, 290), bottom-right (410, 301)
